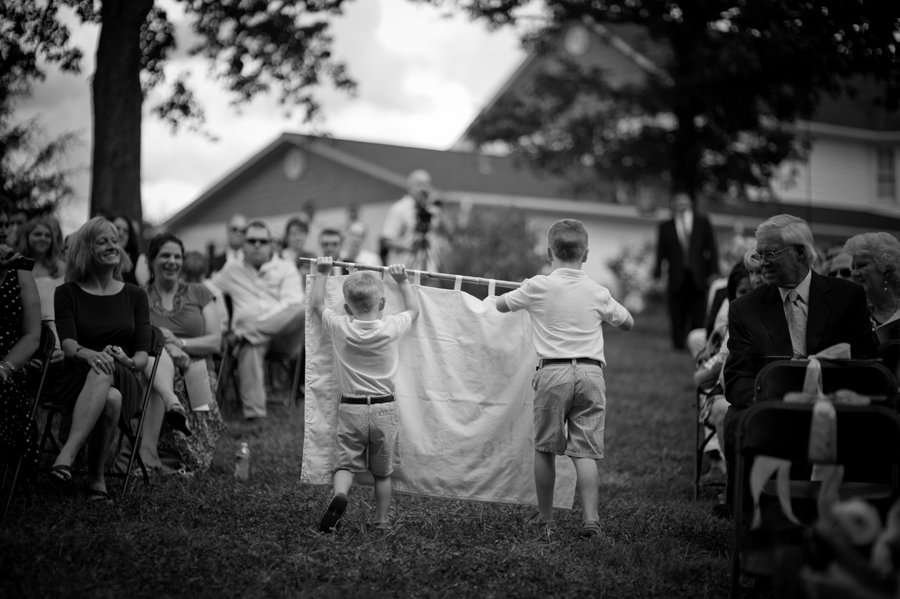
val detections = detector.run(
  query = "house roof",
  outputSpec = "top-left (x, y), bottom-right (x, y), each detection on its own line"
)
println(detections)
top-left (162, 131), bottom-right (900, 237)
top-left (162, 133), bottom-right (598, 230)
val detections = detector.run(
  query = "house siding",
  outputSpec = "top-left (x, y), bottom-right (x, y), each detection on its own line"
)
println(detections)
top-left (777, 137), bottom-right (900, 212)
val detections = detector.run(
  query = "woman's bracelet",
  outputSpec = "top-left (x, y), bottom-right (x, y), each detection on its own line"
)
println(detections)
top-left (74, 346), bottom-right (86, 358)
top-left (0, 360), bottom-right (16, 373)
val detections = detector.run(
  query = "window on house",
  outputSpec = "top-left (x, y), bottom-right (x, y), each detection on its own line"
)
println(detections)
top-left (877, 147), bottom-right (896, 200)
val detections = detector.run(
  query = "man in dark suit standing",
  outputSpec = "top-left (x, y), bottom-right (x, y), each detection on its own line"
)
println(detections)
top-left (721, 215), bottom-right (877, 488)
top-left (209, 213), bottom-right (248, 275)
top-left (654, 191), bottom-right (720, 349)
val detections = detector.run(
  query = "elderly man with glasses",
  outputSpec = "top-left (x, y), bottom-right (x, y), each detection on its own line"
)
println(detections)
top-left (210, 220), bottom-right (304, 420)
top-left (718, 214), bottom-right (877, 516)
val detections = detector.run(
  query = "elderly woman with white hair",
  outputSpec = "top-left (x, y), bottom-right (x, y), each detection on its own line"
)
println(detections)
top-left (843, 232), bottom-right (900, 330)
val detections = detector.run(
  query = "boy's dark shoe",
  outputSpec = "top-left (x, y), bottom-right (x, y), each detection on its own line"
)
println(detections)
top-left (580, 520), bottom-right (602, 539)
top-left (319, 493), bottom-right (348, 533)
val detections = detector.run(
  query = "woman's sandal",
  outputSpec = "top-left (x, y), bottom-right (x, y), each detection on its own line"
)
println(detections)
top-left (49, 464), bottom-right (72, 483)
top-left (165, 404), bottom-right (193, 436)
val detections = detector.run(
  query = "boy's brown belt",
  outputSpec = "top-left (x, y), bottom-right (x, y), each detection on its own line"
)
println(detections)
top-left (539, 358), bottom-right (602, 369)
top-left (341, 395), bottom-right (394, 405)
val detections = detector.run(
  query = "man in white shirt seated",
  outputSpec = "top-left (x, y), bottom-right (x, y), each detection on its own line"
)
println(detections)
top-left (211, 220), bottom-right (304, 420)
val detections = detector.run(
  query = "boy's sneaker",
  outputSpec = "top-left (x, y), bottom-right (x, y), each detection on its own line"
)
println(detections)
top-left (372, 520), bottom-right (392, 531)
top-left (319, 493), bottom-right (348, 533)
top-left (580, 520), bottom-right (602, 539)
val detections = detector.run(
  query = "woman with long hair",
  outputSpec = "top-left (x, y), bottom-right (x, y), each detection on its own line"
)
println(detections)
top-left (16, 217), bottom-right (67, 363)
top-left (49, 217), bottom-right (150, 499)
top-left (111, 214), bottom-right (149, 286)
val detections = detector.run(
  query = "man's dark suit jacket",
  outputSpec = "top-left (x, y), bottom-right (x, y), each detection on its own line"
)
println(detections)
top-left (654, 214), bottom-right (719, 292)
top-left (723, 271), bottom-right (877, 412)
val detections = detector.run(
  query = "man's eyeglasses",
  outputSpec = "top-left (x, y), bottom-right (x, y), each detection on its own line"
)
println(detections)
top-left (245, 238), bottom-right (270, 247)
top-left (829, 268), bottom-right (851, 278)
top-left (751, 247), bottom-right (791, 262)
top-left (229, 227), bottom-right (247, 234)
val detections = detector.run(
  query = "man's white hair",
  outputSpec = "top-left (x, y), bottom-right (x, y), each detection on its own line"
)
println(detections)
top-left (756, 214), bottom-right (817, 268)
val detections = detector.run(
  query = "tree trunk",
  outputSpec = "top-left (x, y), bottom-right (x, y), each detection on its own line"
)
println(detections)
top-left (90, 0), bottom-right (153, 225)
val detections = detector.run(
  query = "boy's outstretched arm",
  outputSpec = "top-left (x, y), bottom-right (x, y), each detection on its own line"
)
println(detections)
top-left (495, 295), bottom-right (510, 313)
top-left (388, 264), bottom-right (420, 322)
top-left (311, 257), bottom-right (333, 319)
top-left (617, 311), bottom-right (635, 332)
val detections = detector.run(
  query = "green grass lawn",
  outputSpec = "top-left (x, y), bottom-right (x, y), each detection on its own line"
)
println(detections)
top-left (1, 310), bottom-right (736, 598)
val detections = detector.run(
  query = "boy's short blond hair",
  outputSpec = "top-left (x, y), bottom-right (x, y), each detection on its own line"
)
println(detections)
top-left (548, 219), bottom-right (588, 262)
top-left (343, 271), bottom-right (384, 313)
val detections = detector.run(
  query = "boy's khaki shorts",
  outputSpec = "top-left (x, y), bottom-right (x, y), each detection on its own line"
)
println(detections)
top-left (532, 362), bottom-right (606, 459)
top-left (333, 401), bottom-right (401, 476)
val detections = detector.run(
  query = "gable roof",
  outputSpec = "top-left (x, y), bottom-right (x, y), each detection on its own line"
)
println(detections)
top-left (161, 133), bottom-right (598, 230)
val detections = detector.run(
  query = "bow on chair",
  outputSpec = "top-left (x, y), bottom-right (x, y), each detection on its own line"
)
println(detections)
top-left (749, 343), bottom-right (871, 529)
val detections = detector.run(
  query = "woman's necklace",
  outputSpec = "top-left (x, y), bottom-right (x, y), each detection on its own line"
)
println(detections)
top-left (872, 293), bottom-right (900, 326)
top-left (153, 282), bottom-right (178, 311)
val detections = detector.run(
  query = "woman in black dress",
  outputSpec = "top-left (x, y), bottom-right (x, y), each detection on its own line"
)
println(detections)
top-left (0, 198), bottom-right (42, 486)
top-left (50, 217), bottom-right (151, 500)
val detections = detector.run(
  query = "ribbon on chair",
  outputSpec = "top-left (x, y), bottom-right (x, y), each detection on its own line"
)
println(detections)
top-left (748, 344), bottom-right (870, 529)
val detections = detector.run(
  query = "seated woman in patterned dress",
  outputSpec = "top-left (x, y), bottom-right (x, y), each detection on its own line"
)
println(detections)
top-left (50, 217), bottom-right (150, 500)
top-left (138, 232), bottom-right (225, 474)
top-left (0, 198), bottom-right (42, 489)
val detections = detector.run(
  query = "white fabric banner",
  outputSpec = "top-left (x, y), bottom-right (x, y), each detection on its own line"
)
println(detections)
top-left (301, 275), bottom-right (577, 509)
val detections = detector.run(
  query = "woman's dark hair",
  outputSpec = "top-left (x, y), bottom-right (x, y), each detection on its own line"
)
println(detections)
top-left (111, 213), bottom-right (141, 262)
top-left (284, 217), bottom-right (308, 240)
top-left (146, 232), bottom-right (185, 284)
top-left (726, 262), bottom-right (750, 302)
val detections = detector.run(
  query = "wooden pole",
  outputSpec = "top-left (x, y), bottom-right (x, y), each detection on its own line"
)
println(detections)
top-left (297, 257), bottom-right (522, 289)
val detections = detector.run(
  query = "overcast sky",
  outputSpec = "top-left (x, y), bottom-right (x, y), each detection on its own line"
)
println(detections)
top-left (16, 0), bottom-right (530, 231)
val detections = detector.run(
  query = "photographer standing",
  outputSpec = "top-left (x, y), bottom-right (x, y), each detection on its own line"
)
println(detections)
top-left (380, 169), bottom-right (443, 274)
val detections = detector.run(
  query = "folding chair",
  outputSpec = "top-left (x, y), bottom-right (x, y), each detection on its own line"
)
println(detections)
top-left (38, 326), bottom-right (165, 496)
top-left (215, 293), bottom-right (304, 410)
top-left (1, 324), bottom-right (55, 524)
top-left (116, 325), bottom-right (165, 495)
top-left (729, 401), bottom-right (900, 598)
top-left (694, 385), bottom-right (727, 499)
top-left (754, 359), bottom-right (898, 406)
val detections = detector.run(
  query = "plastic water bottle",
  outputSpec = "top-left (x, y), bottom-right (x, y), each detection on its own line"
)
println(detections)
top-left (234, 442), bottom-right (250, 480)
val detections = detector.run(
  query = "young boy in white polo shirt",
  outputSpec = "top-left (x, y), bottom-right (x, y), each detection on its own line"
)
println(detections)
top-left (495, 219), bottom-right (634, 538)
top-left (310, 257), bottom-right (419, 532)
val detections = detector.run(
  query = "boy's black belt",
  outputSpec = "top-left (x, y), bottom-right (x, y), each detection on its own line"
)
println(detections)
top-left (539, 358), bottom-right (602, 369)
top-left (341, 395), bottom-right (394, 405)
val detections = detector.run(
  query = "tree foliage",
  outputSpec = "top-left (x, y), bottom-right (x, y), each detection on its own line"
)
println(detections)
top-left (452, 0), bottom-right (900, 201)
top-left (441, 205), bottom-right (545, 295)
top-left (0, 1), bottom-right (82, 213)
top-left (3, 0), bottom-right (356, 222)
